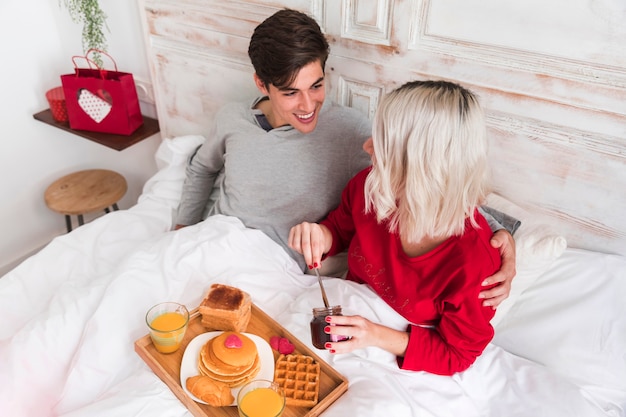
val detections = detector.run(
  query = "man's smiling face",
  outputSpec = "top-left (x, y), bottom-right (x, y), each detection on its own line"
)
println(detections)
top-left (255, 60), bottom-right (326, 134)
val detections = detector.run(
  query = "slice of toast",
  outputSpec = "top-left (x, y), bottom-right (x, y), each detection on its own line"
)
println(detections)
top-left (199, 283), bottom-right (251, 332)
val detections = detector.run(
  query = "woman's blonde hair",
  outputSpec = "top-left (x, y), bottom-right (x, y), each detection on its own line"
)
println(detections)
top-left (364, 80), bottom-right (489, 242)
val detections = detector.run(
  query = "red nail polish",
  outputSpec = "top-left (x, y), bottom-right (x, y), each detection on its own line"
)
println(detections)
top-left (314, 262), bottom-right (319, 268)
top-left (329, 349), bottom-right (336, 354)
top-left (324, 326), bottom-right (330, 333)
top-left (308, 265), bottom-right (313, 270)
top-left (324, 343), bottom-right (332, 349)
top-left (325, 316), bottom-right (332, 323)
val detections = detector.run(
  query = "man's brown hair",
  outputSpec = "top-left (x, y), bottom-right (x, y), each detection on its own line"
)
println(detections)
top-left (248, 9), bottom-right (330, 89)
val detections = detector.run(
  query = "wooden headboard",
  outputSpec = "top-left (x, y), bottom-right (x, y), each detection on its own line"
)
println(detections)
top-left (138, 0), bottom-right (626, 256)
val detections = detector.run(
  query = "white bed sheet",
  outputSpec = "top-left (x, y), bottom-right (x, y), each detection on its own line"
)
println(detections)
top-left (1, 137), bottom-right (624, 417)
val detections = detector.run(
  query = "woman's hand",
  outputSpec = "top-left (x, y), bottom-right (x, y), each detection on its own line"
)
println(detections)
top-left (479, 229), bottom-right (517, 308)
top-left (288, 222), bottom-right (332, 269)
top-left (322, 315), bottom-right (409, 357)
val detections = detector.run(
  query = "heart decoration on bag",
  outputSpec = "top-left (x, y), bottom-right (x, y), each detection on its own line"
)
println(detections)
top-left (77, 88), bottom-right (112, 123)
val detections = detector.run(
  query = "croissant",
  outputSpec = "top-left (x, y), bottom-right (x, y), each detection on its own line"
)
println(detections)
top-left (186, 375), bottom-right (234, 406)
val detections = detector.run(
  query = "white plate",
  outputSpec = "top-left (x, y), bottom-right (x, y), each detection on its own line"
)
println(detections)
top-left (180, 332), bottom-right (274, 406)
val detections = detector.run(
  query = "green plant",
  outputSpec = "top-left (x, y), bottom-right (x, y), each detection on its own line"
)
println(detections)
top-left (61, 0), bottom-right (109, 64)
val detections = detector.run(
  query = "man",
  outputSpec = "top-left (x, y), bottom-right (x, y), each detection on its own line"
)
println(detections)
top-left (174, 9), bottom-right (516, 307)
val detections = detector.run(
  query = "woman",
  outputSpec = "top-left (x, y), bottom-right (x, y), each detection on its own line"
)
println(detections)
top-left (289, 80), bottom-right (501, 375)
top-left (175, 9), bottom-right (516, 307)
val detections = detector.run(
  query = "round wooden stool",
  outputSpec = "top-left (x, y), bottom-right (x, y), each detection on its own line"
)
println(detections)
top-left (44, 169), bottom-right (128, 233)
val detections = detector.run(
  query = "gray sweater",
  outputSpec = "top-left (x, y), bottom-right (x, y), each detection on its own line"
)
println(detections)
top-left (176, 97), bottom-right (518, 271)
top-left (176, 97), bottom-right (373, 270)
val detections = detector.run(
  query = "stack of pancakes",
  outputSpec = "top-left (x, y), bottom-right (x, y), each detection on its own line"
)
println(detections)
top-left (197, 331), bottom-right (260, 387)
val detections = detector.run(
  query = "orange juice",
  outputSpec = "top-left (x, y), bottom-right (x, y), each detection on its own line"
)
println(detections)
top-left (151, 311), bottom-right (186, 331)
top-left (149, 311), bottom-right (188, 353)
top-left (238, 387), bottom-right (285, 417)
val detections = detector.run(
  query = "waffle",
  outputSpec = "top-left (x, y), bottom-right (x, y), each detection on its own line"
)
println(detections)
top-left (274, 354), bottom-right (321, 407)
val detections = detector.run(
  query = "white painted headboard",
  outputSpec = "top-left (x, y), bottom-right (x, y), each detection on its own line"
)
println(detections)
top-left (138, 0), bottom-right (626, 256)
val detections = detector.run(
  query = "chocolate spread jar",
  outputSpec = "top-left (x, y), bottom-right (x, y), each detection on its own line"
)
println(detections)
top-left (310, 305), bottom-right (349, 349)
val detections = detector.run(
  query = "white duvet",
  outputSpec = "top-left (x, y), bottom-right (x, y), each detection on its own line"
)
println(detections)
top-left (1, 136), bottom-right (624, 417)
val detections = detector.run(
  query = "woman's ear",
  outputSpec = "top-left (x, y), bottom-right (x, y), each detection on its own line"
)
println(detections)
top-left (253, 73), bottom-right (269, 95)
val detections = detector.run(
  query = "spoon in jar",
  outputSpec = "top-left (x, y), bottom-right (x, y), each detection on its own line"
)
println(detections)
top-left (314, 268), bottom-right (330, 308)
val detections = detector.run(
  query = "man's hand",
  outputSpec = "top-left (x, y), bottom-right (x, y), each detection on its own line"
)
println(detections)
top-left (479, 229), bottom-right (516, 308)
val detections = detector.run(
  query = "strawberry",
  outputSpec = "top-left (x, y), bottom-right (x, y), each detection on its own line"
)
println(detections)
top-left (270, 335), bottom-right (295, 354)
top-left (269, 336), bottom-right (281, 351)
top-left (224, 334), bottom-right (242, 348)
top-left (278, 337), bottom-right (295, 355)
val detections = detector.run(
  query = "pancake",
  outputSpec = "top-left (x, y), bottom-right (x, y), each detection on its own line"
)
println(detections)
top-left (200, 338), bottom-right (257, 376)
top-left (195, 332), bottom-right (261, 388)
top-left (198, 354), bottom-right (260, 387)
top-left (211, 332), bottom-right (257, 368)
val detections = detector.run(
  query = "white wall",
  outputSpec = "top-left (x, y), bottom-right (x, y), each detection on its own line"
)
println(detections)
top-left (0, 0), bottom-right (161, 275)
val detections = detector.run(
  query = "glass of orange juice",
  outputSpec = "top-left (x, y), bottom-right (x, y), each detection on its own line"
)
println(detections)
top-left (237, 379), bottom-right (286, 417)
top-left (146, 302), bottom-right (189, 354)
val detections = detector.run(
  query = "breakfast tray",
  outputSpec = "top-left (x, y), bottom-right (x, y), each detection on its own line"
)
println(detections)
top-left (135, 304), bottom-right (348, 417)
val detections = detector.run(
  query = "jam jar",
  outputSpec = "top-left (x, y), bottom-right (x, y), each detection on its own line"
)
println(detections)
top-left (310, 305), bottom-right (349, 349)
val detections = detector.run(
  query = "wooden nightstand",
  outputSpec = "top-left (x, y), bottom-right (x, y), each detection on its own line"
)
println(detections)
top-left (44, 169), bottom-right (128, 232)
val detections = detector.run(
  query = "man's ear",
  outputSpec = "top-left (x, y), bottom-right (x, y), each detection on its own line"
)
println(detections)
top-left (253, 73), bottom-right (269, 95)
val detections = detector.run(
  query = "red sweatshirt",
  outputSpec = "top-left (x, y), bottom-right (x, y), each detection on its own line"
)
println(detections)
top-left (321, 168), bottom-right (500, 375)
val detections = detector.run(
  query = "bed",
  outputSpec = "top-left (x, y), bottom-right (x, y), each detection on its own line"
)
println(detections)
top-left (1, 135), bottom-right (624, 417)
top-left (2, 1), bottom-right (626, 416)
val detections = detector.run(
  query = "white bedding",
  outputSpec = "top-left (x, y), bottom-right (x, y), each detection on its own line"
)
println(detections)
top-left (1, 137), bottom-right (625, 417)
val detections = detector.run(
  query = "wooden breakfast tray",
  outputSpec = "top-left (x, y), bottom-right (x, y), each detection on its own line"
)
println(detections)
top-left (135, 304), bottom-right (348, 417)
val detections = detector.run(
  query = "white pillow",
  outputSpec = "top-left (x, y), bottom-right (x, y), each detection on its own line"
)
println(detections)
top-left (492, 249), bottom-right (626, 411)
top-left (139, 135), bottom-right (205, 204)
top-left (486, 193), bottom-right (567, 327)
top-left (154, 135), bottom-right (205, 170)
